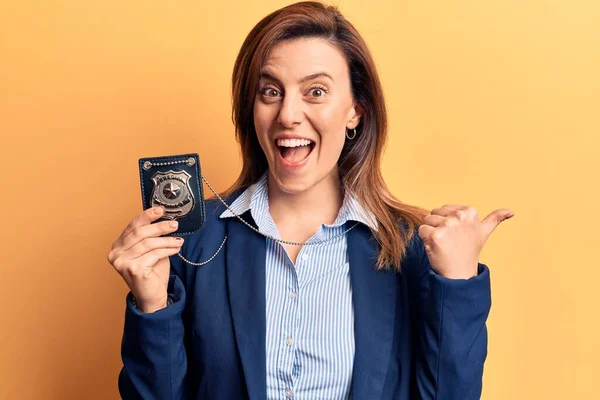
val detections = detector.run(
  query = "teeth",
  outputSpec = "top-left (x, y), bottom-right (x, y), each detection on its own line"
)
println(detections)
top-left (276, 138), bottom-right (313, 147)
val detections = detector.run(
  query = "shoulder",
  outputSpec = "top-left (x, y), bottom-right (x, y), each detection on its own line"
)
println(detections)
top-left (176, 187), bottom-right (244, 256)
top-left (169, 187), bottom-right (245, 278)
top-left (398, 220), bottom-right (429, 280)
top-left (197, 187), bottom-right (246, 237)
top-left (398, 220), bottom-right (425, 261)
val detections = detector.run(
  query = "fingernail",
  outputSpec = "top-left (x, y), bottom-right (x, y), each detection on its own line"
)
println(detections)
top-left (154, 206), bottom-right (163, 215)
top-left (176, 237), bottom-right (184, 242)
top-left (170, 221), bottom-right (178, 228)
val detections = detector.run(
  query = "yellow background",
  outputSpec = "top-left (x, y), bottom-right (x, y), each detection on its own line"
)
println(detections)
top-left (1, 0), bottom-right (598, 399)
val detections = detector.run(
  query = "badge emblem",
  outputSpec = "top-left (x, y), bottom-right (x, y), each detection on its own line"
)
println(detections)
top-left (150, 170), bottom-right (195, 220)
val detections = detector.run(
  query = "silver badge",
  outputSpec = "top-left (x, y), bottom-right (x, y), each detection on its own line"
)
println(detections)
top-left (150, 170), bottom-right (195, 220)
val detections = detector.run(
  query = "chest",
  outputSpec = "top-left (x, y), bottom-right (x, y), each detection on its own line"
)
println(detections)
top-left (184, 219), bottom-right (413, 399)
top-left (283, 244), bottom-right (301, 264)
top-left (264, 237), bottom-right (355, 397)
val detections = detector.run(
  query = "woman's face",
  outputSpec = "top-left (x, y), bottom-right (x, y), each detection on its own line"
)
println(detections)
top-left (253, 37), bottom-right (362, 195)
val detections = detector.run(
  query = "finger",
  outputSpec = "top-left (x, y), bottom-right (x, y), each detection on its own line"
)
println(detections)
top-left (423, 214), bottom-right (446, 227)
top-left (441, 204), bottom-right (466, 210)
top-left (129, 247), bottom-right (182, 275)
top-left (418, 223), bottom-right (435, 241)
top-left (114, 207), bottom-right (166, 248)
top-left (481, 209), bottom-right (514, 239)
top-left (120, 220), bottom-right (180, 252)
top-left (430, 207), bottom-right (454, 217)
top-left (125, 236), bottom-right (184, 260)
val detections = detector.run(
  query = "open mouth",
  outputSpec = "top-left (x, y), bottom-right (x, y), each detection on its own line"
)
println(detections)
top-left (275, 138), bottom-right (316, 165)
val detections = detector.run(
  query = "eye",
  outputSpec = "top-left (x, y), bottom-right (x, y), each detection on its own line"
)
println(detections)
top-left (309, 86), bottom-right (328, 98)
top-left (259, 86), bottom-right (281, 98)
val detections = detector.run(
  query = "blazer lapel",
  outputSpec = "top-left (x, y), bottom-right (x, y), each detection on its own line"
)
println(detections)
top-left (349, 224), bottom-right (398, 398)
top-left (226, 215), bottom-right (267, 400)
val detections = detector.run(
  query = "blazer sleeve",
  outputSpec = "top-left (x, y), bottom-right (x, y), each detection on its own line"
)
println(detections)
top-left (117, 268), bottom-right (189, 399)
top-left (406, 232), bottom-right (492, 400)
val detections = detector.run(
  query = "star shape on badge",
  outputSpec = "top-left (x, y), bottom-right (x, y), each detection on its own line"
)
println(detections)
top-left (162, 182), bottom-right (181, 200)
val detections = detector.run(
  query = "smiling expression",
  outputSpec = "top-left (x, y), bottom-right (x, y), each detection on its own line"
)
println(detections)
top-left (253, 37), bottom-right (362, 195)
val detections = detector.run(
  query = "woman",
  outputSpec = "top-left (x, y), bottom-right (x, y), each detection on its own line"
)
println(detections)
top-left (108, 2), bottom-right (513, 399)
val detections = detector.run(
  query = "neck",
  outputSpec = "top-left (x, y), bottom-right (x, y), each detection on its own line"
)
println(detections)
top-left (267, 169), bottom-right (344, 227)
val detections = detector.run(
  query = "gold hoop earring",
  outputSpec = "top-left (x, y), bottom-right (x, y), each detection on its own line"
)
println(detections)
top-left (346, 128), bottom-right (357, 140)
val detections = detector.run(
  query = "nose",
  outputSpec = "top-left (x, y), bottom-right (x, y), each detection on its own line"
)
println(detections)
top-left (277, 92), bottom-right (303, 128)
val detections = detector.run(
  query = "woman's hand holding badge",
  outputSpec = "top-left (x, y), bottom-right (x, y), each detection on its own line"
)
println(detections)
top-left (418, 205), bottom-right (514, 279)
top-left (107, 206), bottom-right (184, 313)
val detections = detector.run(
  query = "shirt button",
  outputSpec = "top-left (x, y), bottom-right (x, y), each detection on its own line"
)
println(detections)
top-left (290, 292), bottom-right (297, 300)
top-left (286, 337), bottom-right (294, 345)
top-left (285, 389), bottom-right (293, 398)
top-left (301, 253), bottom-right (308, 261)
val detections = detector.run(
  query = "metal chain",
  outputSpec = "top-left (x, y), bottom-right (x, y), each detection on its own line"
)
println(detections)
top-left (176, 234), bottom-right (228, 266)
top-left (145, 157), bottom-right (360, 266)
top-left (201, 174), bottom-right (360, 246)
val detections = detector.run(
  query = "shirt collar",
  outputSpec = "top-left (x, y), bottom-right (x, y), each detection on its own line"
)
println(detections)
top-left (219, 171), bottom-right (378, 232)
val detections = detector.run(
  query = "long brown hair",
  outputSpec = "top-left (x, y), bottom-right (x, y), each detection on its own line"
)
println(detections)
top-left (222, 1), bottom-right (428, 271)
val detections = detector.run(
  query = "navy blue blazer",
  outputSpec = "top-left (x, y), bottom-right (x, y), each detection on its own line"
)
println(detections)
top-left (118, 193), bottom-right (492, 399)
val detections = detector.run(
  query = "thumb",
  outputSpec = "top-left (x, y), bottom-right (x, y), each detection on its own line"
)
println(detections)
top-left (481, 209), bottom-right (514, 239)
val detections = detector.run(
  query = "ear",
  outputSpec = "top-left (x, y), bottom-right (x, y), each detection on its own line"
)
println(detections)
top-left (346, 102), bottom-right (364, 130)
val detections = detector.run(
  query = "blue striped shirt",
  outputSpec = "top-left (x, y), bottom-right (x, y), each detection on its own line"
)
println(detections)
top-left (220, 172), bottom-right (378, 399)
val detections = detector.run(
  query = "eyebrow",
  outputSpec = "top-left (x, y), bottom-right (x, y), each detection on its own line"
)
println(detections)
top-left (259, 71), bottom-right (334, 84)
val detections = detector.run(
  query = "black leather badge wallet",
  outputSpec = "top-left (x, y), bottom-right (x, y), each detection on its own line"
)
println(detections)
top-left (138, 153), bottom-right (205, 236)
